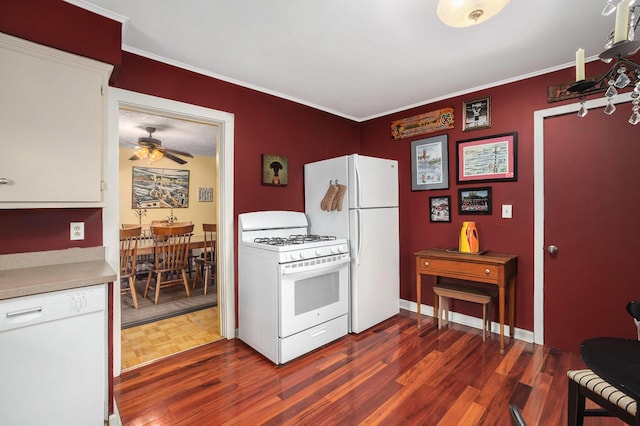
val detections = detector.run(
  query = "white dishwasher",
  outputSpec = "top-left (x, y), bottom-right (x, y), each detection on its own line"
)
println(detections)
top-left (0, 284), bottom-right (106, 426)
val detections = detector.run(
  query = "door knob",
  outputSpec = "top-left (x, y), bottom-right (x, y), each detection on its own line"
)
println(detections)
top-left (547, 245), bottom-right (558, 254)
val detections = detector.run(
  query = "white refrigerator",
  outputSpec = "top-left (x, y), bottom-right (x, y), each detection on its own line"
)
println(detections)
top-left (304, 154), bottom-right (399, 333)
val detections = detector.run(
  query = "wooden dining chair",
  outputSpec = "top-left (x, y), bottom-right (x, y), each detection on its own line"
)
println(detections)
top-left (144, 223), bottom-right (194, 304)
top-left (120, 225), bottom-right (142, 309)
top-left (192, 223), bottom-right (216, 295)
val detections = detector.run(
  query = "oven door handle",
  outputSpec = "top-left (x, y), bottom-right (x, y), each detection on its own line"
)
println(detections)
top-left (280, 257), bottom-right (350, 277)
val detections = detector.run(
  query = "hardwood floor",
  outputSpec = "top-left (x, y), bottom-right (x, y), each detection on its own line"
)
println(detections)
top-left (121, 307), bottom-right (221, 371)
top-left (114, 310), bottom-right (624, 425)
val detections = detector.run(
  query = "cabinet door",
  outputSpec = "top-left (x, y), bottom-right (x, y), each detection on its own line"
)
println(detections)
top-left (0, 34), bottom-right (111, 207)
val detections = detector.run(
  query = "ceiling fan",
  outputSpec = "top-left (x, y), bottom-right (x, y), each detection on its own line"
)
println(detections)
top-left (129, 126), bottom-right (194, 165)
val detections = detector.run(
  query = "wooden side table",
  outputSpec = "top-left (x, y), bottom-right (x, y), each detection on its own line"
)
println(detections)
top-left (415, 248), bottom-right (517, 354)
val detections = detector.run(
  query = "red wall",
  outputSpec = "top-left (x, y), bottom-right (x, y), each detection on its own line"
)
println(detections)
top-left (2, 2), bottom-right (639, 352)
top-left (359, 60), bottom-right (639, 348)
top-left (0, 2), bottom-right (360, 256)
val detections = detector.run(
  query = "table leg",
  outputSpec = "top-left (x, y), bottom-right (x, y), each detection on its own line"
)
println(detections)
top-left (433, 276), bottom-right (439, 327)
top-left (509, 277), bottom-right (515, 339)
top-left (499, 285), bottom-right (505, 354)
top-left (416, 273), bottom-right (422, 328)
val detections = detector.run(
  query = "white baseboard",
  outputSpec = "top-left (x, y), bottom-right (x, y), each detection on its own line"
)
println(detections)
top-left (109, 400), bottom-right (123, 426)
top-left (399, 299), bottom-right (534, 343)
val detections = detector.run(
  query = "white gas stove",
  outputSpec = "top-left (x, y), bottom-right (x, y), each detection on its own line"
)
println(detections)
top-left (239, 211), bottom-right (349, 264)
top-left (238, 211), bottom-right (350, 364)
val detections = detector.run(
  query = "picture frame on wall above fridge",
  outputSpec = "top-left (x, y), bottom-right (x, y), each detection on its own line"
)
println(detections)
top-left (411, 134), bottom-right (449, 191)
top-left (456, 132), bottom-right (517, 184)
top-left (463, 96), bottom-right (491, 131)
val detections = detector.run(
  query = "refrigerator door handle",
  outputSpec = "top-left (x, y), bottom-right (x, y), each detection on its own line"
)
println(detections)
top-left (355, 160), bottom-right (361, 208)
top-left (356, 209), bottom-right (362, 266)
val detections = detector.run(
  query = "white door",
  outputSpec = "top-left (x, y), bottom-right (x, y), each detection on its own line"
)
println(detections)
top-left (349, 207), bottom-right (399, 333)
top-left (348, 155), bottom-right (399, 209)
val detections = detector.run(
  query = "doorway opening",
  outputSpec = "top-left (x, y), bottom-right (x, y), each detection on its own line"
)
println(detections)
top-left (118, 108), bottom-right (220, 370)
top-left (105, 88), bottom-right (235, 377)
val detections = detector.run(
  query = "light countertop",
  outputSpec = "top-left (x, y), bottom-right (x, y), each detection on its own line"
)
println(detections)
top-left (0, 247), bottom-right (117, 300)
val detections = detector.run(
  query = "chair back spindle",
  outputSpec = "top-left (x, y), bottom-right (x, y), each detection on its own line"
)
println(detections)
top-left (120, 225), bottom-right (142, 309)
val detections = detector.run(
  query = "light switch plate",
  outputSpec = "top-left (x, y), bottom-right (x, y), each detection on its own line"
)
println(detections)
top-left (501, 205), bottom-right (513, 219)
top-left (70, 222), bottom-right (85, 240)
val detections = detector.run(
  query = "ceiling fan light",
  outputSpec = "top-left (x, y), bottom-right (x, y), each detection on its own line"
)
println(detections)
top-left (437, 0), bottom-right (511, 28)
top-left (149, 149), bottom-right (164, 162)
top-left (134, 147), bottom-right (149, 159)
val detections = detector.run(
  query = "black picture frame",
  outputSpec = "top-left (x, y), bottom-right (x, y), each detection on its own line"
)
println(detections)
top-left (411, 134), bottom-right (449, 191)
top-left (456, 132), bottom-right (517, 184)
top-left (429, 196), bottom-right (451, 223)
top-left (463, 96), bottom-right (491, 131)
top-left (458, 187), bottom-right (492, 215)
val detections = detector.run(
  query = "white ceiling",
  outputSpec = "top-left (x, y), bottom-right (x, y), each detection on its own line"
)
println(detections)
top-left (118, 108), bottom-right (217, 158)
top-left (69, 0), bottom-right (614, 122)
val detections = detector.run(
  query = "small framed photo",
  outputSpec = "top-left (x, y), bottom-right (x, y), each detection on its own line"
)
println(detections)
top-left (456, 132), bottom-right (517, 184)
top-left (463, 96), bottom-right (491, 131)
top-left (262, 154), bottom-right (288, 186)
top-left (429, 196), bottom-right (451, 223)
top-left (411, 134), bottom-right (449, 191)
top-left (198, 187), bottom-right (213, 202)
top-left (458, 187), bottom-right (492, 215)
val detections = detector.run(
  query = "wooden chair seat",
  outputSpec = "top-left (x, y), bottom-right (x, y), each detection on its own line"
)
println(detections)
top-left (192, 223), bottom-right (216, 295)
top-left (434, 282), bottom-right (498, 341)
top-left (567, 369), bottom-right (639, 425)
top-left (144, 223), bottom-right (194, 304)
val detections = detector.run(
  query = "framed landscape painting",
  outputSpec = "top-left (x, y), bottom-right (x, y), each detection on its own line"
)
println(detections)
top-left (411, 135), bottom-right (449, 191)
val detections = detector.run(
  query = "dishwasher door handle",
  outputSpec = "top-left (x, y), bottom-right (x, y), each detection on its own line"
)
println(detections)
top-left (6, 307), bottom-right (43, 323)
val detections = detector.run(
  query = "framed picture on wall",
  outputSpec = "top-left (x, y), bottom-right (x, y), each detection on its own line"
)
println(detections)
top-left (198, 187), bottom-right (213, 202)
top-left (429, 196), bottom-right (451, 222)
top-left (262, 154), bottom-right (288, 186)
top-left (458, 187), bottom-right (492, 215)
top-left (463, 96), bottom-right (491, 131)
top-left (411, 134), bottom-right (449, 191)
top-left (456, 132), bottom-right (517, 184)
top-left (131, 166), bottom-right (189, 209)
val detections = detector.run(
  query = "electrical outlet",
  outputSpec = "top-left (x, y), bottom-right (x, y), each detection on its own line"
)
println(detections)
top-left (501, 205), bottom-right (513, 219)
top-left (70, 222), bottom-right (85, 240)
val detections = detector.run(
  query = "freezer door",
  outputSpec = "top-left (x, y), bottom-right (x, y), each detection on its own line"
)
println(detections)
top-left (304, 156), bottom-right (350, 238)
top-left (349, 207), bottom-right (399, 333)
top-left (348, 154), bottom-right (398, 209)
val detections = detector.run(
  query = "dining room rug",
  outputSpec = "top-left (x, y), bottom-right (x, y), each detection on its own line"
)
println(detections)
top-left (121, 278), bottom-right (217, 329)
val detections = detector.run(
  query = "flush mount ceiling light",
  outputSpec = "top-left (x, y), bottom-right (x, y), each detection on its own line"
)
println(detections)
top-left (437, 0), bottom-right (511, 28)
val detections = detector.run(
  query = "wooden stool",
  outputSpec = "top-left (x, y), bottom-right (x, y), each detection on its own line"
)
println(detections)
top-left (433, 282), bottom-right (497, 341)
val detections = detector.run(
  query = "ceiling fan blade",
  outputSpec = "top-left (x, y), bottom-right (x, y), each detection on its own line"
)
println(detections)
top-left (163, 151), bottom-right (188, 165)
top-left (129, 154), bottom-right (140, 161)
top-left (163, 147), bottom-right (194, 158)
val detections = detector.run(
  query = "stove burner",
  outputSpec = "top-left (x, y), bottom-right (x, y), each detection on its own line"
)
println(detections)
top-left (253, 234), bottom-right (337, 246)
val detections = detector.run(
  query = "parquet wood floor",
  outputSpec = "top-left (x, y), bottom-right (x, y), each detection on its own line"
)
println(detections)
top-left (121, 307), bottom-right (221, 371)
top-left (115, 310), bottom-right (624, 425)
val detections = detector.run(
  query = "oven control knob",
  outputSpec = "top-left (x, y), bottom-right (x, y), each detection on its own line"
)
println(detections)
top-left (299, 252), bottom-right (306, 259)
top-left (330, 246), bottom-right (338, 253)
top-left (316, 249), bottom-right (323, 256)
top-left (289, 253), bottom-right (297, 260)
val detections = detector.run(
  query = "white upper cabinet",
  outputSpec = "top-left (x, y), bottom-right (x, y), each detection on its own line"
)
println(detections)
top-left (0, 33), bottom-right (112, 208)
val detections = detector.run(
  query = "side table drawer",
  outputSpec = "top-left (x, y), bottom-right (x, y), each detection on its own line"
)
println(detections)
top-left (418, 257), bottom-right (499, 283)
